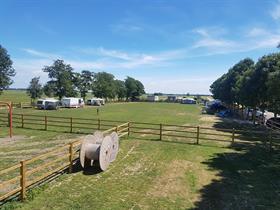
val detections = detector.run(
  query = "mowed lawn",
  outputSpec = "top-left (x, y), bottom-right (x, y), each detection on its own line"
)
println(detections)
top-left (0, 101), bottom-right (279, 209)
top-left (0, 102), bottom-right (201, 169)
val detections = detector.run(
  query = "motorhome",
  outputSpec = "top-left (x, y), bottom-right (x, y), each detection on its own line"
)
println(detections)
top-left (181, 98), bottom-right (196, 104)
top-left (147, 95), bottom-right (159, 102)
top-left (87, 98), bottom-right (105, 106)
top-left (61, 97), bottom-right (84, 108)
top-left (36, 98), bottom-right (60, 110)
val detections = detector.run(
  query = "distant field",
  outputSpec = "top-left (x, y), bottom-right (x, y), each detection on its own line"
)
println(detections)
top-left (0, 90), bottom-right (30, 103)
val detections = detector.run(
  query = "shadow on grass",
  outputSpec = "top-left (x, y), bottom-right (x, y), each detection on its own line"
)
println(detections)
top-left (191, 118), bottom-right (280, 209)
top-left (71, 159), bottom-right (102, 175)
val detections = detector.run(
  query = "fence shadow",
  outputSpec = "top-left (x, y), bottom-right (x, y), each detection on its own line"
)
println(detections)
top-left (191, 136), bottom-right (280, 209)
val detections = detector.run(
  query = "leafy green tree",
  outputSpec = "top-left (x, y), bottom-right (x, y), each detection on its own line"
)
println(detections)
top-left (75, 70), bottom-right (93, 101)
top-left (125, 77), bottom-right (145, 100)
top-left (43, 60), bottom-right (77, 99)
top-left (0, 45), bottom-right (15, 94)
top-left (115, 80), bottom-right (127, 100)
top-left (26, 77), bottom-right (43, 102)
top-left (266, 70), bottom-right (280, 117)
top-left (211, 58), bottom-right (254, 107)
top-left (43, 81), bottom-right (56, 97)
top-left (92, 72), bottom-right (116, 99)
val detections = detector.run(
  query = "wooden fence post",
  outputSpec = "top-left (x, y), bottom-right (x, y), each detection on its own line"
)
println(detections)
top-left (115, 125), bottom-right (119, 133)
top-left (196, 126), bottom-right (200, 144)
top-left (69, 143), bottom-right (73, 173)
top-left (44, 116), bottom-right (47, 131)
top-left (98, 119), bottom-right (101, 130)
top-left (232, 128), bottom-right (235, 143)
top-left (70, 117), bottom-right (73, 133)
top-left (21, 114), bottom-right (24, 128)
top-left (20, 160), bottom-right (26, 201)
top-left (160, 123), bottom-right (163, 140)
top-left (7, 113), bottom-right (10, 127)
top-left (128, 122), bottom-right (131, 137)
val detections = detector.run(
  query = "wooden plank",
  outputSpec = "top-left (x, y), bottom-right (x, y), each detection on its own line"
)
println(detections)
top-left (130, 126), bottom-right (161, 131)
top-left (25, 145), bottom-right (69, 164)
top-left (20, 160), bottom-right (26, 200)
top-left (118, 127), bottom-right (128, 133)
top-left (131, 131), bottom-right (160, 135)
top-left (162, 129), bottom-right (197, 134)
top-left (0, 164), bottom-right (21, 176)
top-left (26, 163), bottom-right (69, 188)
top-left (119, 132), bottom-right (128, 138)
top-left (117, 122), bottom-right (129, 128)
top-left (26, 154), bottom-right (69, 175)
top-left (0, 187), bottom-right (21, 202)
top-left (0, 175), bottom-right (21, 188)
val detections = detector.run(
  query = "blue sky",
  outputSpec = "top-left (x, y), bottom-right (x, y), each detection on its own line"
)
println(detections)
top-left (1, 0), bottom-right (280, 94)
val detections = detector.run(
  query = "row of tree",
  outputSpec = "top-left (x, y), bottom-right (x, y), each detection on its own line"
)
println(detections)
top-left (28, 59), bottom-right (145, 102)
top-left (0, 45), bottom-right (145, 101)
top-left (210, 53), bottom-right (280, 117)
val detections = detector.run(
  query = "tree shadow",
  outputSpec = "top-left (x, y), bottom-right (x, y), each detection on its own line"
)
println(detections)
top-left (191, 136), bottom-right (280, 209)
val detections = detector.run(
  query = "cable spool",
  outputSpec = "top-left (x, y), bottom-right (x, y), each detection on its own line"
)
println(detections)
top-left (80, 132), bottom-right (113, 171)
top-left (93, 131), bottom-right (104, 144)
top-left (109, 132), bottom-right (119, 162)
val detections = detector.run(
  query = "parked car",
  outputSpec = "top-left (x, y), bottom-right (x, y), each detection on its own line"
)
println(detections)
top-left (266, 117), bottom-right (280, 129)
top-left (61, 97), bottom-right (84, 108)
top-left (37, 98), bottom-right (60, 110)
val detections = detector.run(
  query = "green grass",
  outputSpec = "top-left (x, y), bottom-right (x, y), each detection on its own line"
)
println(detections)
top-left (0, 90), bottom-right (30, 103)
top-left (0, 96), bottom-right (279, 209)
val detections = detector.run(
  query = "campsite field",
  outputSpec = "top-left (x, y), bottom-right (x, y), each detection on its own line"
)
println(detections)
top-left (0, 92), bottom-right (279, 209)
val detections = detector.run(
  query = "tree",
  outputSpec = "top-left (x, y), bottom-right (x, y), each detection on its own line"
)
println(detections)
top-left (266, 70), bottom-right (280, 117)
top-left (92, 72), bottom-right (116, 99)
top-left (75, 70), bottom-right (93, 101)
top-left (26, 77), bottom-right (43, 102)
top-left (43, 60), bottom-right (77, 99)
top-left (210, 58), bottom-right (254, 106)
top-left (43, 81), bottom-right (56, 97)
top-left (115, 80), bottom-right (127, 100)
top-left (125, 77), bottom-right (145, 100)
top-left (0, 45), bottom-right (16, 94)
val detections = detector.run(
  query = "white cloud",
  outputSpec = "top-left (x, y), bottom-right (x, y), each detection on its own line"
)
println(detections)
top-left (22, 48), bottom-right (62, 59)
top-left (271, 0), bottom-right (280, 20)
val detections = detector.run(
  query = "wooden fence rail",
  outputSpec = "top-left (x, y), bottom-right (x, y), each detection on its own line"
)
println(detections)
top-left (0, 123), bottom-right (129, 203)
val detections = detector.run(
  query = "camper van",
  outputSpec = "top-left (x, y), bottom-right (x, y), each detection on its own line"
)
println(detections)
top-left (61, 97), bottom-right (84, 108)
top-left (87, 98), bottom-right (105, 106)
top-left (181, 98), bottom-right (196, 104)
top-left (37, 98), bottom-right (60, 110)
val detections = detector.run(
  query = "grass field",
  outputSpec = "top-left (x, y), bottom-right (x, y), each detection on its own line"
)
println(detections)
top-left (0, 92), bottom-right (279, 209)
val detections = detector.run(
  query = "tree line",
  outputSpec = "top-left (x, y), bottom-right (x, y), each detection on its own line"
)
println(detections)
top-left (210, 53), bottom-right (280, 118)
top-left (0, 45), bottom-right (145, 102)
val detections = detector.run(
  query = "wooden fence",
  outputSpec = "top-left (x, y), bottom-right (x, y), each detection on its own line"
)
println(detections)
top-left (0, 123), bottom-right (129, 203)
top-left (0, 113), bottom-right (279, 149)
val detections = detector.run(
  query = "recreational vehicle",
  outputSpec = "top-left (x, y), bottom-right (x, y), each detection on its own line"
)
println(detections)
top-left (87, 98), bottom-right (105, 106)
top-left (181, 98), bottom-right (196, 104)
top-left (61, 97), bottom-right (84, 108)
top-left (37, 98), bottom-right (60, 110)
top-left (147, 95), bottom-right (159, 102)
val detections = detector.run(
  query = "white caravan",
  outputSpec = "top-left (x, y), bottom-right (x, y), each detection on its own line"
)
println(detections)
top-left (37, 98), bottom-right (60, 110)
top-left (61, 97), bottom-right (85, 108)
top-left (87, 98), bottom-right (105, 106)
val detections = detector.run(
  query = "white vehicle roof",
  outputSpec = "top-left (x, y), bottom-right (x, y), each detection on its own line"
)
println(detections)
top-left (38, 98), bottom-right (59, 102)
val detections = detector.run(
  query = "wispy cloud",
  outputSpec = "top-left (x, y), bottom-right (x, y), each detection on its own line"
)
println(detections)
top-left (22, 48), bottom-right (62, 59)
top-left (271, 0), bottom-right (280, 20)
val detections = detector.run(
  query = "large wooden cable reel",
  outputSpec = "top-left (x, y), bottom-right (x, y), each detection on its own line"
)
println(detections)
top-left (79, 131), bottom-right (119, 171)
